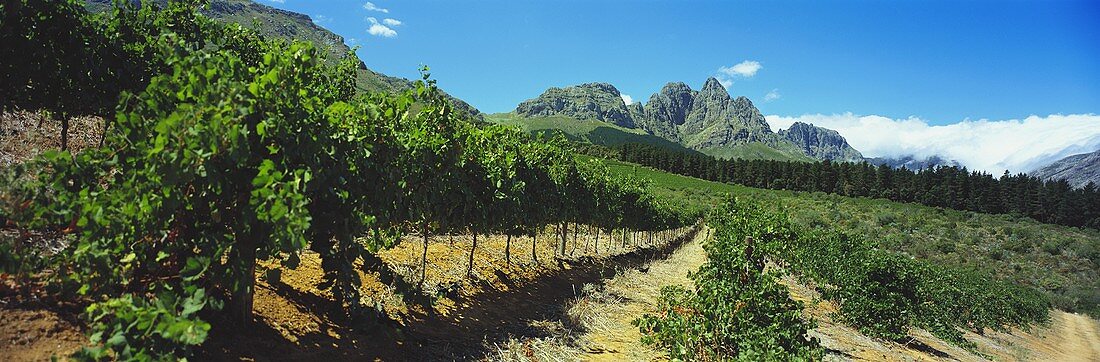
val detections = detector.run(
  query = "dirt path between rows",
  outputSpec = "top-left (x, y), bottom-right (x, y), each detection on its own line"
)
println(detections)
top-left (484, 227), bottom-right (710, 361)
top-left (1058, 311), bottom-right (1100, 361)
top-left (198, 227), bottom-right (703, 361)
top-left (570, 228), bottom-right (709, 361)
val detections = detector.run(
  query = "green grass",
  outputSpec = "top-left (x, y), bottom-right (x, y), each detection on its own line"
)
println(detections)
top-left (487, 113), bottom-right (696, 153)
top-left (580, 155), bottom-right (746, 215)
top-left (593, 155), bottom-right (1100, 318)
top-left (699, 142), bottom-right (813, 162)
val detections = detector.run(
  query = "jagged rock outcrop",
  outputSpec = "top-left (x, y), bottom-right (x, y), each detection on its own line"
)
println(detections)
top-left (515, 83), bottom-right (636, 128)
top-left (658, 78), bottom-right (789, 154)
top-left (627, 102), bottom-right (646, 128)
top-left (682, 78), bottom-right (737, 136)
top-left (1032, 150), bottom-right (1100, 189)
top-left (638, 82), bottom-right (695, 142)
top-left (780, 122), bottom-right (864, 162)
top-left (637, 78), bottom-right (779, 150)
top-left (731, 96), bottom-right (772, 131)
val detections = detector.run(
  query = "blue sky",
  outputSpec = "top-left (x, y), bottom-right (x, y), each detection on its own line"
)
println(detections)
top-left (262, 0), bottom-right (1098, 124)
top-left (259, 0), bottom-right (1100, 171)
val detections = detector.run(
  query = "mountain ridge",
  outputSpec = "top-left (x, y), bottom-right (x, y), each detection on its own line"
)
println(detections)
top-left (780, 122), bottom-right (864, 161)
top-left (1032, 149), bottom-right (1100, 188)
top-left (513, 78), bottom-right (863, 162)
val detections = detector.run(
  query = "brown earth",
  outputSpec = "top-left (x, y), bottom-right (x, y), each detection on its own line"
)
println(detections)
top-left (1, 227), bottom-right (695, 361)
top-left (4, 221), bottom-right (1099, 361)
top-left (0, 110), bottom-right (105, 167)
top-left (569, 227), bottom-right (709, 361)
top-left (0, 306), bottom-right (85, 362)
top-left (783, 274), bottom-right (1100, 362)
top-left (198, 226), bottom-right (699, 361)
top-left (489, 227), bottom-right (710, 361)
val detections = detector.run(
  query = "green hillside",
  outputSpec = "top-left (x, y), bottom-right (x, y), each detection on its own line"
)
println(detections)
top-left (699, 142), bottom-right (813, 162)
top-left (85, 0), bottom-right (482, 118)
top-left (487, 113), bottom-right (699, 154)
top-left (594, 156), bottom-right (1100, 317)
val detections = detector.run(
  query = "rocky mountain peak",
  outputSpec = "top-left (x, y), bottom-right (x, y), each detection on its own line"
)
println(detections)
top-left (660, 81), bottom-right (694, 96)
top-left (729, 96), bottom-right (771, 131)
top-left (514, 82), bottom-right (636, 128)
top-left (731, 96), bottom-right (753, 107)
top-left (511, 77), bottom-right (867, 162)
top-left (633, 82), bottom-right (695, 141)
top-left (698, 77), bottom-right (731, 100)
top-left (779, 122), bottom-right (864, 162)
top-left (575, 82), bottom-right (622, 96)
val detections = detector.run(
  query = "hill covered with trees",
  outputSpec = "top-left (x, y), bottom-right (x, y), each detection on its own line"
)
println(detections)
top-left (608, 142), bottom-right (1100, 230)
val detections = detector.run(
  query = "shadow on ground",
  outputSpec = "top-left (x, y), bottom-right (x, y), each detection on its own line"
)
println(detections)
top-left (199, 227), bottom-right (701, 361)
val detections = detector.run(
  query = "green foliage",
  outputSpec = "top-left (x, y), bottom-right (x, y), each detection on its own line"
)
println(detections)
top-left (2, 3), bottom-right (694, 360)
top-left (727, 200), bottom-right (1051, 349)
top-left (604, 144), bottom-right (1100, 318)
top-left (18, 37), bottom-right (362, 359)
top-left (77, 290), bottom-right (212, 360)
top-left (486, 113), bottom-right (696, 154)
top-left (1, 0), bottom-right (120, 115)
top-left (697, 143), bottom-right (814, 163)
top-left (615, 142), bottom-right (1100, 231)
top-left (634, 200), bottom-right (823, 361)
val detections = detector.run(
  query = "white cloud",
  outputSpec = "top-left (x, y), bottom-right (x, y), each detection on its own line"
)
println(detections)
top-left (367, 17), bottom-right (397, 37)
top-left (764, 89), bottom-right (781, 102)
top-left (716, 60), bottom-right (762, 88)
top-left (767, 113), bottom-right (1100, 174)
top-left (266, 0), bottom-right (285, 3)
top-left (621, 94), bottom-right (635, 105)
top-left (314, 14), bottom-right (330, 24)
top-left (363, 2), bottom-right (389, 13)
top-left (720, 61), bottom-right (762, 78)
top-left (382, 18), bottom-right (402, 27)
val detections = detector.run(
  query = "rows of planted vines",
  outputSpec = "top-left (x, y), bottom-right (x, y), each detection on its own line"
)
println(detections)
top-left (636, 198), bottom-right (1052, 360)
top-left (0, 1), bottom-right (695, 359)
top-left (634, 200), bottom-right (825, 361)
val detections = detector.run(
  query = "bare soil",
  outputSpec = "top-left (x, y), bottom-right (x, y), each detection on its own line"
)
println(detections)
top-left (0, 110), bottom-right (105, 167)
top-left (783, 274), bottom-right (1100, 362)
top-left (569, 228), bottom-right (708, 361)
top-left (0, 306), bottom-right (85, 362)
top-left (197, 227), bottom-right (699, 361)
top-left (3, 223), bottom-right (1098, 361)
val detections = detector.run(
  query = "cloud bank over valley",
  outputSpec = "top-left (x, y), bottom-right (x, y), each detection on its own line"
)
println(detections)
top-left (767, 113), bottom-right (1100, 174)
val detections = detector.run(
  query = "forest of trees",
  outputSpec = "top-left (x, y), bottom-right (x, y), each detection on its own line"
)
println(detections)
top-left (613, 143), bottom-right (1100, 230)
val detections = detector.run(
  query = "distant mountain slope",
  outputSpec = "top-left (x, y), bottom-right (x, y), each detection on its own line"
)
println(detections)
top-left (513, 78), bottom-right (862, 162)
top-left (779, 122), bottom-right (863, 162)
top-left (85, 0), bottom-right (482, 119)
top-left (865, 155), bottom-right (960, 170)
top-left (515, 83), bottom-right (636, 128)
top-left (698, 142), bottom-right (813, 162)
top-left (486, 113), bottom-right (699, 155)
top-left (1032, 149), bottom-right (1100, 188)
